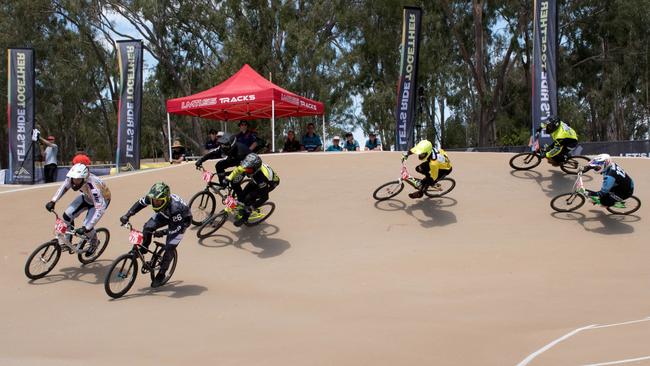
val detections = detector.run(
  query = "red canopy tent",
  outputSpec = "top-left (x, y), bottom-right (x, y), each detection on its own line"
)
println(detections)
top-left (166, 64), bottom-right (325, 153)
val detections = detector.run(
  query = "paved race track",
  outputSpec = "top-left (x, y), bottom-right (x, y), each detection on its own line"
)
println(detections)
top-left (1, 152), bottom-right (648, 365)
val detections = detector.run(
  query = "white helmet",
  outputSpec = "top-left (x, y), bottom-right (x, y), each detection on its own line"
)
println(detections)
top-left (67, 163), bottom-right (89, 190)
top-left (587, 154), bottom-right (611, 174)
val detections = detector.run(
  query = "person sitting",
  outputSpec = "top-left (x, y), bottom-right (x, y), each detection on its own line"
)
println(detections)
top-left (326, 136), bottom-right (343, 152)
top-left (282, 130), bottom-right (301, 152)
top-left (536, 116), bottom-right (578, 166)
top-left (119, 182), bottom-right (192, 287)
top-left (170, 140), bottom-right (186, 164)
top-left (226, 153), bottom-right (280, 227)
top-left (402, 140), bottom-right (453, 199)
top-left (204, 129), bottom-right (222, 152)
top-left (195, 134), bottom-right (251, 186)
top-left (365, 132), bottom-right (382, 151)
top-left (343, 133), bottom-right (359, 151)
top-left (582, 154), bottom-right (635, 207)
top-left (301, 123), bottom-right (322, 152)
top-left (236, 121), bottom-right (258, 151)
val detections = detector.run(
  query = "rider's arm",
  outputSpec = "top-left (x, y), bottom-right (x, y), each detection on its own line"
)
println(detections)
top-left (597, 175), bottom-right (616, 196)
top-left (125, 197), bottom-right (149, 217)
top-left (196, 147), bottom-right (222, 165)
top-left (226, 166), bottom-right (245, 182)
top-left (51, 178), bottom-right (71, 202)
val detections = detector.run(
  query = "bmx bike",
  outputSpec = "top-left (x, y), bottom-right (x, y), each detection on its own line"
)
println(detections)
top-left (372, 161), bottom-right (456, 201)
top-left (24, 211), bottom-right (110, 280)
top-left (103, 223), bottom-right (177, 298)
top-left (196, 187), bottom-right (275, 239)
top-left (550, 170), bottom-right (641, 215)
top-left (509, 133), bottom-right (590, 174)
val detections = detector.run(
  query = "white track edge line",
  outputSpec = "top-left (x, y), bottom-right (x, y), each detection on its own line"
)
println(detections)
top-left (516, 325), bottom-right (597, 366)
top-left (583, 355), bottom-right (650, 366)
top-left (590, 317), bottom-right (650, 329)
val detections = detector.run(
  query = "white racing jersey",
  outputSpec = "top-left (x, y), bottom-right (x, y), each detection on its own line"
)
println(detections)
top-left (52, 174), bottom-right (111, 228)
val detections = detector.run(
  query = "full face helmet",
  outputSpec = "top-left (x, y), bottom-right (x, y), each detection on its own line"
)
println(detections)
top-left (218, 134), bottom-right (237, 154)
top-left (66, 163), bottom-right (89, 191)
top-left (410, 140), bottom-right (434, 160)
top-left (544, 116), bottom-right (561, 134)
top-left (241, 153), bottom-right (262, 174)
top-left (587, 154), bottom-right (612, 174)
top-left (147, 182), bottom-right (171, 212)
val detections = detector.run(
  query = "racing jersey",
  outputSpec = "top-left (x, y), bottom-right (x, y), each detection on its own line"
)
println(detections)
top-left (128, 194), bottom-right (192, 236)
top-left (227, 163), bottom-right (280, 189)
top-left (51, 174), bottom-right (111, 228)
top-left (597, 163), bottom-right (634, 197)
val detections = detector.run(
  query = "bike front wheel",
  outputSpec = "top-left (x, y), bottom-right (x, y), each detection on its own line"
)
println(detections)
top-left (550, 193), bottom-right (586, 212)
top-left (606, 196), bottom-right (642, 215)
top-left (246, 202), bottom-right (276, 226)
top-left (25, 240), bottom-right (62, 280)
top-left (424, 178), bottom-right (456, 198)
top-left (509, 153), bottom-right (542, 170)
top-left (188, 191), bottom-right (216, 226)
top-left (104, 253), bottom-right (138, 299)
top-left (373, 181), bottom-right (404, 201)
top-left (150, 247), bottom-right (177, 287)
top-left (196, 211), bottom-right (228, 239)
top-left (77, 228), bottom-right (110, 264)
top-left (560, 156), bottom-right (590, 175)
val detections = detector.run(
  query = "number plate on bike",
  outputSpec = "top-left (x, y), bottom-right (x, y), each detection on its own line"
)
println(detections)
top-left (224, 195), bottom-right (238, 209)
top-left (202, 171), bottom-right (213, 183)
top-left (401, 166), bottom-right (409, 180)
top-left (54, 219), bottom-right (67, 234)
top-left (129, 230), bottom-right (144, 245)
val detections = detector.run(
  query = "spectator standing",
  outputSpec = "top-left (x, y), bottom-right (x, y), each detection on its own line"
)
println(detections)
top-left (365, 132), bottom-right (382, 151)
top-left (343, 133), bottom-right (360, 151)
top-left (301, 123), bottom-right (322, 152)
top-left (170, 140), bottom-right (186, 164)
top-left (326, 136), bottom-right (343, 152)
top-left (236, 121), bottom-right (258, 151)
top-left (40, 135), bottom-right (58, 183)
top-left (204, 129), bottom-right (222, 152)
top-left (282, 130), bottom-right (301, 152)
top-left (72, 147), bottom-right (91, 166)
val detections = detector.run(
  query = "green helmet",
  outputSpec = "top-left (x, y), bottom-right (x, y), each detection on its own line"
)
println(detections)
top-left (147, 182), bottom-right (171, 212)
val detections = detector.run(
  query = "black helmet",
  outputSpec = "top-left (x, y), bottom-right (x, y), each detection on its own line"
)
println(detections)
top-left (218, 135), bottom-right (236, 154)
top-left (147, 182), bottom-right (171, 212)
top-left (241, 153), bottom-right (262, 173)
top-left (545, 116), bottom-right (560, 133)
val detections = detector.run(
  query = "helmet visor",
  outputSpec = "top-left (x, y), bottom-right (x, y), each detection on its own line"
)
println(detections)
top-left (418, 153), bottom-right (428, 160)
top-left (151, 197), bottom-right (167, 210)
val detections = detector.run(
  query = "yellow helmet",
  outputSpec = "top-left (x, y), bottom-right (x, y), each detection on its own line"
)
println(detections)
top-left (410, 140), bottom-right (433, 160)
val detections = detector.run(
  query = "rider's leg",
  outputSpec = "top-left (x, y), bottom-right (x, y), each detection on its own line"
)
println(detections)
top-left (63, 196), bottom-right (91, 243)
top-left (142, 214), bottom-right (167, 252)
top-left (215, 158), bottom-right (237, 185)
top-left (81, 200), bottom-right (109, 255)
top-left (545, 142), bottom-right (563, 164)
top-left (153, 232), bottom-right (182, 286)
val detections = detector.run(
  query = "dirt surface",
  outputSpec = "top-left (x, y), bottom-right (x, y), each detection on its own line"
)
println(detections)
top-left (1, 152), bottom-right (648, 366)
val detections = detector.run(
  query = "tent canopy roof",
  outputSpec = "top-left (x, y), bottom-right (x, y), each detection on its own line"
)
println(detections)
top-left (166, 64), bottom-right (324, 120)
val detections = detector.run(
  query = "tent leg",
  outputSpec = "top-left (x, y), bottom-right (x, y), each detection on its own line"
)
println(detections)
top-left (272, 100), bottom-right (276, 152)
top-left (167, 113), bottom-right (172, 162)
top-left (322, 115), bottom-right (326, 148)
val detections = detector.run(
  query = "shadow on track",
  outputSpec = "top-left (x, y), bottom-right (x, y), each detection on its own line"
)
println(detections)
top-left (108, 280), bottom-right (208, 301)
top-left (27, 259), bottom-right (112, 286)
top-left (198, 223), bottom-right (290, 259)
top-left (510, 169), bottom-right (593, 197)
top-left (375, 197), bottom-right (458, 228)
top-left (551, 210), bottom-right (640, 235)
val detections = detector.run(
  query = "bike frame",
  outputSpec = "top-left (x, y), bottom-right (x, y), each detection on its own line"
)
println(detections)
top-left (399, 162), bottom-right (421, 189)
top-left (122, 223), bottom-right (163, 272)
top-left (198, 167), bottom-right (227, 195)
top-left (52, 211), bottom-right (93, 254)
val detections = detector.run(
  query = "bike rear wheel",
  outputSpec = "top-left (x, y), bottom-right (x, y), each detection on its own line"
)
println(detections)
top-left (149, 247), bottom-right (177, 287)
top-left (560, 156), bottom-right (590, 175)
top-left (196, 211), bottom-right (228, 239)
top-left (25, 240), bottom-right (62, 280)
top-left (104, 253), bottom-right (138, 299)
top-left (373, 181), bottom-right (404, 201)
top-left (424, 178), bottom-right (456, 198)
top-left (246, 202), bottom-right (276, 226)
top-left (77, 228), bottom-right (110, 264)
top-left (550, 193), bottom-right (586, 212)
top-left (188, 191), bottom-right (216, 226)
top-left (509, 153), bottom-right (542, 170)
top-left (606, 196), bottom-right (641, 215)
